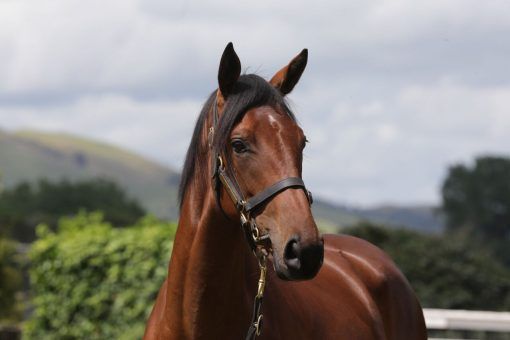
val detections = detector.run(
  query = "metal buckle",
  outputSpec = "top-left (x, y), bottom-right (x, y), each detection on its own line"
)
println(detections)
top-left (208, 127), bottom-right (214, 148)
top-left (217, 155), bottom-right (224, 170)
top-left (251, 224), bottom-right (260, 242)
top-left (254, 254), bottom-right (266, 336)
top-left (251, 224), bottom-right (271, 244)
top-left (254, 314), bottom-right (263, 336)
top-left (240, 210), bottom-right (249, 226)
top-left (257, 255), bottom-right (267, 298)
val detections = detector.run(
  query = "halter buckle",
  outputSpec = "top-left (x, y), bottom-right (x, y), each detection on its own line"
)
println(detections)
top-left (208, 127), bottom-right (214, 148)
top-left (254, 314), bottom-right (264, 336)
top-left (217, 155), bottom-right (224, 170)
top-left (240, 211), bottom-right (249, 226)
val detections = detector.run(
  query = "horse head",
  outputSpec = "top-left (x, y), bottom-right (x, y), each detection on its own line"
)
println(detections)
top-left (212, 43), bottom-right (324, 280)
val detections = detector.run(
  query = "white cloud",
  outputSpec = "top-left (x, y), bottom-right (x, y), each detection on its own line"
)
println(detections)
top-left (298, 81), bottom-right (510, 205)
top-left (1, 0), bottom-right (510, 206)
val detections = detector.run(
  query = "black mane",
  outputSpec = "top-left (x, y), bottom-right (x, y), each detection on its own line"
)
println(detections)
top-left (178, 74), bottom-right (295, 208)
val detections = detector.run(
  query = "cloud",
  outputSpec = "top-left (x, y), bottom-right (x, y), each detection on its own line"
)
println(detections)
top-left (1, 0), bottom-right (510, 205)
top-left (298, 81), bottom-right (510, 205)
top-left (3, 0), bottom-right (510, 100)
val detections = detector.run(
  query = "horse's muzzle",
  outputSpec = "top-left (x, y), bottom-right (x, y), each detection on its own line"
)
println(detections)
top-left (277, 236), bottom-right (324, 280)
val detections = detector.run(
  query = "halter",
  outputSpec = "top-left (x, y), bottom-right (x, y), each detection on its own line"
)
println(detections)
top-left (208, 95), bottom-right (313, 339)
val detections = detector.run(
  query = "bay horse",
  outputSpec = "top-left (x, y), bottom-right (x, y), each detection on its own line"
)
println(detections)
top-left (144, 43), bottom-right (427, 340)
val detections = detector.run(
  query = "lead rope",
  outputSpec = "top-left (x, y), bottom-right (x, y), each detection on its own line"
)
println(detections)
top-left (240, 209), bottom-right (268, 340)
top-left (245, 251), bottom-right (267, 340)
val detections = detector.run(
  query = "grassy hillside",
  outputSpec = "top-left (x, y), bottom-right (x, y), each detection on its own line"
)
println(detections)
top-left (0, 130), bottom-right (180, 218)
top-left (352, 205), bottom-right (443, 233)
top-left (311, 200), bottom-right (443, 233)
top-left (0, 129), bottom-right (442, 232)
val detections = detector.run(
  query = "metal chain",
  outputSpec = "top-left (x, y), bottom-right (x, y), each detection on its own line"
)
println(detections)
top-left (245, 252), bottom-right (267, 340)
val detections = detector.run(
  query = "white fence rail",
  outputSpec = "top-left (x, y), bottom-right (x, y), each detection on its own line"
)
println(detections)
top-left (424, 308), bottom-right (510, 332)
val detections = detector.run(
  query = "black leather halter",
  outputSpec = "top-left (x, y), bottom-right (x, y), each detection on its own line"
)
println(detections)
top-left (208, 96), bottom-right (313, 340)
top-left (209, 97), bottom-right (313, 250)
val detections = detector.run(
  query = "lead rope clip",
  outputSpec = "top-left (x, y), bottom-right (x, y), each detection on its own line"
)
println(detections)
top-left (253, 253), bottom-right (267, 338)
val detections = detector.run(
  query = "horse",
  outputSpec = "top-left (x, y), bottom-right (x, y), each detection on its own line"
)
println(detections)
top-left (144, 43), bottom-right (427, 340)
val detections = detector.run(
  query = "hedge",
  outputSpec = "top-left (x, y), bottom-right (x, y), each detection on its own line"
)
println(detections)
top-left (26, 212), bottom-right (176, 339)
top-left (0, 236), bottom-right (23, 322)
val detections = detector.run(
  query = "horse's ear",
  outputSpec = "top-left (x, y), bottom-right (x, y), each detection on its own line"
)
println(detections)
top-left (218, 42), bottom-right (241, 98)
top-left (270, 49), bottom-right (308, 95)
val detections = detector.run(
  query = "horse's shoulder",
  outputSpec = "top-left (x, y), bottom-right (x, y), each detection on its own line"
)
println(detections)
top-left (321, 234), bottom-right (427, 339)
top-left (322, 234), bottom-right (408, 294)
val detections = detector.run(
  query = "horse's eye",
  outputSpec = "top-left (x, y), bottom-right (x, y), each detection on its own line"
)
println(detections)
top-left (302, 136), bottom-right (309, 149)
top-left (231, 139), bottom-right (248, 154)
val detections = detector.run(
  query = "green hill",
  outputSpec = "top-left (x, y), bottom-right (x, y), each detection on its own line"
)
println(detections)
top-left (0, 129), bottom-right (443, 232)
top-left (316, 201), bottom-right (444, 234)
top-left (0, 129), bottom-right (180, 218)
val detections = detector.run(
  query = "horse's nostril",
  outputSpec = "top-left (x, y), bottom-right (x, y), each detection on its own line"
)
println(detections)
top-left (281, 237), bottom-right (324, 280)
top-left (284, 238), bottom-right (301, 269)
top-left (291, 241), bottom-right (300, 257)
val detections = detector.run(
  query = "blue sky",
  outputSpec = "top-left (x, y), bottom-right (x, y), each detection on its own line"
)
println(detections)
top-left (1, 0), bottom-right (510, 206)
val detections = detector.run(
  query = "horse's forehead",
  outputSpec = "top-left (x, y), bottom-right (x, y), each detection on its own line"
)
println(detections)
top-left (240, 106), bottom-right (296, 132)
top-left (267, 113), bottom-right (278, 128)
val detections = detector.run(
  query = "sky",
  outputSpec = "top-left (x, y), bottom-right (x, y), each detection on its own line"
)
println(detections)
top-left (1, 0), bottom-right (510, 206)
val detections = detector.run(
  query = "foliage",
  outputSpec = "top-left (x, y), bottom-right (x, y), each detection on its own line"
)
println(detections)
top-left (0, 178), bottom-right (146, 242)
top-left (26, 212), bottom-right (175, 340)
top-left (343, 222), bottom-right (510, 310)
top-left (441, 156), bottom-right (510, 239)
top-left (0, 236), bottom-right (23, 322)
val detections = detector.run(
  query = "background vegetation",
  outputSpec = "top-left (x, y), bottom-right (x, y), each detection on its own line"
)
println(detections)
top-left (1, 131), bottom-right (510, 339)
top-left (0, 236), bottom-right (23, 322)
top-left (0, 178), bottom-right (146, 242)
top-left (26, 212), bottom-right (175, 340)
top-left (441, 156), bottom-right (510, 267)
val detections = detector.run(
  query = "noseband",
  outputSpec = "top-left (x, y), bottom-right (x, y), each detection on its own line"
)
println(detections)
top-left (208, 96), bottom-right (313, 339)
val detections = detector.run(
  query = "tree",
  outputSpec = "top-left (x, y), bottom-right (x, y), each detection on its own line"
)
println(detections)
top-left (441, 156), bottom-right (510, 239)
top-left (0, 178), bottom-right (146, 242)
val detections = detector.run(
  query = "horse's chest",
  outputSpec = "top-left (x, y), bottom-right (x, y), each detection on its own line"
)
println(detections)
top-left (261, 282), bottom-right (385, 340)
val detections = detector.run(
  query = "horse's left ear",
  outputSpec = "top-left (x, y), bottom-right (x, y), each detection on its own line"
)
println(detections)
top-left (218, 42), bottom-right (241, 98)
top-left (270, 49), bottom-right (308, 95)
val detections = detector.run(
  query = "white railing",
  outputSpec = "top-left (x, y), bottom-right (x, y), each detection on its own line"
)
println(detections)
top-left (424, 308), bottom-right (510, 332)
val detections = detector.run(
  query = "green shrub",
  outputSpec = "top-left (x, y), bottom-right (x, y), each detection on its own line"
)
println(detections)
top-left (0, 236), bottom-right (23, 322)
top-left (26, 212), bottom-right (176, 339)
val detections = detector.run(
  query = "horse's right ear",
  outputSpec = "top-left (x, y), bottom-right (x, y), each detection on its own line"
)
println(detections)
top-left (270, 49), bottom-right (308, 95)
top-left (218, 42), bottom-right (241, 98)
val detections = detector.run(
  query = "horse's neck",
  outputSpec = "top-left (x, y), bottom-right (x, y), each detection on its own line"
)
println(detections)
top-left (165, 188), bottom-right (256, 339)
